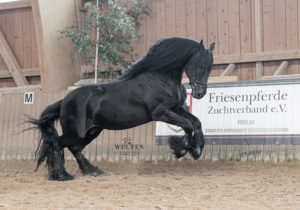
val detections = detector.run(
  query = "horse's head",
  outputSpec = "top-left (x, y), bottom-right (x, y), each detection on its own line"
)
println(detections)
top-left (185, 40), bottom-right (215, 99)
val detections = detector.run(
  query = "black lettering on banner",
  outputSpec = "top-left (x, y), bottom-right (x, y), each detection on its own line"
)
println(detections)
top-left (208, 90), bottom-right (288, 105)
top-left (208, 106), bottom-right (213, 114)
top-left (279, 104), bottom-right (287, 112)
top-left (271, 106), bottom-right (278, 112)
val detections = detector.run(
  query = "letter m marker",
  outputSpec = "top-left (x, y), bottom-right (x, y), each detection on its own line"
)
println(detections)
top-left (24, 92), bottom-right (34, 104)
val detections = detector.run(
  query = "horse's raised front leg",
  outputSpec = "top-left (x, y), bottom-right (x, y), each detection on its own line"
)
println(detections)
top-left (176, 107), bottom-right (204, 160)
top-left (151, 107), bottom-right (195, 158)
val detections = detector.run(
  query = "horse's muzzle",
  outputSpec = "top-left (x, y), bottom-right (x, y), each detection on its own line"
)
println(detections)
top-left (191, 88), bottom-right (207, 99)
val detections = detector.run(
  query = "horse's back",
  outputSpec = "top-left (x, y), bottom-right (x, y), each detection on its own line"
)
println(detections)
top-left (59, 83), bottom-right (151, 135)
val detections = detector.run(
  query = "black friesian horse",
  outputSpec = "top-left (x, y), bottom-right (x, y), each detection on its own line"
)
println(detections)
top-left (29, 37), bottom-right (215, 181)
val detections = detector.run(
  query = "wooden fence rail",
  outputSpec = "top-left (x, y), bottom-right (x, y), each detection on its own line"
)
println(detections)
top-left (0, 90), bottom-right (299, 162)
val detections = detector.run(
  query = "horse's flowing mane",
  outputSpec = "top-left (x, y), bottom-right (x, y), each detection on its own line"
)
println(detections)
top-left (120, 37), bottom-right (200, 80)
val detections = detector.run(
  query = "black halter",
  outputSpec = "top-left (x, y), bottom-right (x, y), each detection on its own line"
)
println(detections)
top-left (189, 79), bottom-right (207, 89)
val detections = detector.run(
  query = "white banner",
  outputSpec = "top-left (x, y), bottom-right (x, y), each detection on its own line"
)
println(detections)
top-left (156, 80), bottom-right (300, 144)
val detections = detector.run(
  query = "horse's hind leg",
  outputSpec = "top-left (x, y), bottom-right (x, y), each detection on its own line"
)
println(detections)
top-left (68, 128), bottom-right (104, 176)
top-left (48, 136), bottom-right (74, 181)
top-left (69, 145), bottom-right (104, 176)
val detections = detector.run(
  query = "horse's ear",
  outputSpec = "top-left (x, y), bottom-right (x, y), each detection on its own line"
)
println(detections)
top-left (199, 40), bottom-right (204, 49)
top-left (209, 42), bottom-right (215, 52)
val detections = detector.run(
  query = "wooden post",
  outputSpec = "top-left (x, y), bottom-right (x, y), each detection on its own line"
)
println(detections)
top-left (270, 145), bottom-right (273, 162)
top-left (211, 144), bottom-right (213, 161)
top-left (217, 144), bottom-right (220, 161)
top-left (0, 30), bottom-right (29, 86)
top-left (277, 144), bottom-right (280, 162)
top-left (261, 145), bottom-right (264, 162)
top-left (246, 144), bottom-right (249, 162)
top-left (225, 144), bottom-right (227, 160)
top-left (31, 0), bottom-right (81, 91)
top-left (255, 0), bottom-right (263, 79)
top-left (293, 145), bottom-right (296, 161)
top-left (285, 144), bottom-right (288, 161)
top-left (31, 0), bottom-right (48, 89)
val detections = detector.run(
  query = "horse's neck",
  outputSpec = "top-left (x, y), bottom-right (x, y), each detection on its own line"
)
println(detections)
top-left (168, 68), bottom-right (184, 85)
top-left (128, 67), bottom-right (184, 86)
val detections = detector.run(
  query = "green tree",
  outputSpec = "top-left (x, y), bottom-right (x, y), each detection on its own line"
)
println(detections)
top-left (59, 0), bottom-right (150, 79)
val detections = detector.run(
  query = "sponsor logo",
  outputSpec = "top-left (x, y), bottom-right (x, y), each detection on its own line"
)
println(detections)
top-left (115, 137), bottom-right (144, 155)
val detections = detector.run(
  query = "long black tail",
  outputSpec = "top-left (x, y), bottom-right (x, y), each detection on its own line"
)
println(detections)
top-left (27, 100), bottom-right (63, 172)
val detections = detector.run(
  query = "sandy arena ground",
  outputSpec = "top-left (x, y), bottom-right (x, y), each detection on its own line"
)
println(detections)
top-left (0, 160), bottom-right (299, 209)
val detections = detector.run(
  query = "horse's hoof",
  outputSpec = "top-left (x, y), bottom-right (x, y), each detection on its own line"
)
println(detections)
top-left (82, 166), bottom-right (104, 177)
top-left (190, 147), bottom-right (202, 160)
top-left (174, 149), bottom-right (188, 159)
top-left (169, 136), bottom-right (187, 150)
top-left (49, 170), bottom-right (74, 181)
top-left (169, 136), bottom-right (189, 158)
top-left (180, 149), bottom-right (187, 156)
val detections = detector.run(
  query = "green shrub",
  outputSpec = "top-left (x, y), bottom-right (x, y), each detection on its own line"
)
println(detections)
top-left (59, 0), bottom-right (150, 79)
